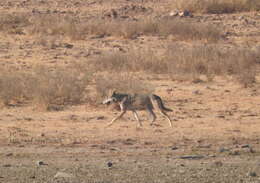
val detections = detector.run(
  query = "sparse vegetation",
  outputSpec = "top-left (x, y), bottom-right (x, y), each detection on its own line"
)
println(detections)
top-left (0, 69), bottom-right (32, 106)
top-left (174, 0), bottom-right (260, 14)
top-left (0, 65), bottom-right (92, 110)
top-left (0, 13), bottom-right (30, 34)
top-left (92, 44), bottom-right (258, 85)
top-left (166, 44), bottom-right (258, 84)
top-left (28, 15), bottom-right (221, 42)
top-left (31, 66), bottom-right (91, 110)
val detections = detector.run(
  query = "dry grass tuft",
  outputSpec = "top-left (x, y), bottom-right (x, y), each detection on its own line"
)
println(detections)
top-left (0, 64), bottom-right (92, 110)
top-left (174, 0), bottom-right (260, 14)
top-left (31, 66), bottom-right (90, 110)
top-left (0, 13), bottom-right (30, 34)
top-left (166, 44), bottom-right (258, 84)
top-left (0, 69), bottom-right (32, 106)
top-left (92, 50), bottom-right (168, 74)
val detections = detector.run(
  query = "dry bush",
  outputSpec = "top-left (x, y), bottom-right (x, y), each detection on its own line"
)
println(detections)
top-left (28, 15), bottom-right (221, 42)
top-left (0, 64), bottom-right (92, 109)
top-left (0, 70), bottom-right (32, 106)
top-left (95, 73), bottom-right (154, 103)
top-left (92, 50), bottom-right (168, 74)
top-left (29, 14), bottom-right (79, 38)
top-left (31, 65), bottom-right (91, 110)
top-left (165, 44), bottom-right (257, 85)
top-left (0, 13), bottom-right (30, 34)
top-left (100, 18), bottom-right (221, 42)
top-left (157, 19), bottom-right (221, 42)
top-left (93, 44), bottom-right (258, 86)
top-left (174, 0), bottom-right (260, 14)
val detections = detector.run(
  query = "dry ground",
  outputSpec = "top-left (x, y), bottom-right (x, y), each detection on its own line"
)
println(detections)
top-left (0, 0), bottom-right (260, 182)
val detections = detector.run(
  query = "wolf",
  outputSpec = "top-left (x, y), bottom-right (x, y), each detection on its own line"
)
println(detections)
top-left (102, 91), bottom-right (173, 127)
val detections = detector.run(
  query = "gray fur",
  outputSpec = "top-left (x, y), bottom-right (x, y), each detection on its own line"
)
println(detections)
top-left (102, 91), bottom-right (173, 127)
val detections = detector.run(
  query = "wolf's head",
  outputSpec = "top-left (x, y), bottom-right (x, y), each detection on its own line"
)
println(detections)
top-left (102, 91), bottom-right (118, 105)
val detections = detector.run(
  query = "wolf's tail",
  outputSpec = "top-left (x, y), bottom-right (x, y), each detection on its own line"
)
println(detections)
top-left (152, 94), bottom-right (173, 112)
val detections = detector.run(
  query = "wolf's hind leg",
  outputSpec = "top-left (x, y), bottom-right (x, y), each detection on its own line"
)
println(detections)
top-left (132, 110), bottom-right (142, 127)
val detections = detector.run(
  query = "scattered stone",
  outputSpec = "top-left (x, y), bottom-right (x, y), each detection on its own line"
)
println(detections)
top-left (249, 147), bottom-right (255, 153)
top-left (107, 161), bottom-right (113, 168)
top-left (247, 171), bottom-right (257, 177)
top-left (39, 133), bottom-right (45, 137)
top-left (36, 160), bottom-right (47, 166)
top-left (241, 144), bottom-right (250, 148)
top-left (219, 147), bottom-right (230, 153)
top-left (171, 146), bottom-right (178, 150)
top-left (96, 116), bottom-right (105, 120)
top-left (229, 150), bottom-right (240, 156)
top-left (5, 153), bottom-right (13, 157)
top-left (54, 172), bottom-right (74, 179)
top-left (217, 115), bottom-right (225, 119)
top-left (24, 117), bottom-right (33, 121)
top-left (238, 16), bottom-right (245, 20)
top-left (208, 154), bottom-right (216, 158)
top-left (154, 129), bottom-right (163, 133)
top-left (63, 43), bottom-right (74, 49)
top-left (179, 155), bottom-right (204, 160)
top-left (3, 164), bottom-right (11, 167)
top-left (214, 161), bottom-right (223, 166)
top-left (192, 90), bottom-right (202, 95)
top-left (197, 144), bottom-right (211, 148)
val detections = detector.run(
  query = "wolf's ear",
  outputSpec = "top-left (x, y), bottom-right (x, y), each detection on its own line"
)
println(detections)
top-left (112, 90), bottom-right (116, 95)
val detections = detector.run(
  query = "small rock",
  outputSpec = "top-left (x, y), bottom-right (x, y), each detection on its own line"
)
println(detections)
top-left (54, 172), bottom-right (74, 178)
top-left (36, 160), bottom-right (47, 166)
top-left (3, 164), bottom-right (11, 167)
top-left (217, 115), bottom-right (225, 119)
top-left (249, 147), bottom-right (255, 153)
top-left (192, 90), bottom-right (202, 95)
top-left (208, 154), bottom-right (216, 158)
top-left (214, 161), bottom-right (223, 166)
top-left (247, 171), bottom-right (257, 177)
top-left (229, 150), bottom-right (240, 156)
top-left (197, 144), bottom-right (211, 148)
top-left (224, 90), bottom-right (230, 92)
top-left (39, 133), bottom-right (45, 137)
top-left (97, 116), bottom-right (105, 120)
top-left (179, 155), bottom-right (204, 160)
top-left (171, 146), bottom-right (178, 150)
top-left (63, 43), bottom-right (73, 49)
top-left (238, 16), bottom-right (245, 20)
top-left (107, 161), bottom-right (113, 168)
top-left (5, 153), bottom-right (13, 157)
top-left (219, 147), bottom-right (230, 153)
top-left (241, 144), bottom-right (250, 148)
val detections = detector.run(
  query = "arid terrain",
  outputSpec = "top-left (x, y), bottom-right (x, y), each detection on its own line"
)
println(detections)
top-left (0, 0), bottom-right (260, 182)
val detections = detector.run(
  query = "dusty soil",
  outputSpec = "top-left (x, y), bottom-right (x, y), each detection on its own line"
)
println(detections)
top-left (0, 0), bottom-right (260, 182)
